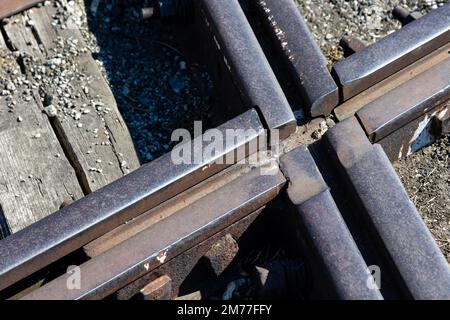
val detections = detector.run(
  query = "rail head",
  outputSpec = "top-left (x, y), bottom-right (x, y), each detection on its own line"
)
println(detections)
top-left (0, 108), bottom-right (266, 292)
top-left (332, 4), bottom-right (450, 100)
top-left (254, 0), bottom-right (339, 117)
top-left (199, 0), bottom-right (297, 139)
top-left (325, 117), bottom-right (450, 300)
top-left (22, 165), bottom-right (286, 299)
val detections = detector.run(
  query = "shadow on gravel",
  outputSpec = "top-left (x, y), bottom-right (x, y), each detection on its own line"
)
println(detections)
top-left (83, 0), bottom-right (213, 164)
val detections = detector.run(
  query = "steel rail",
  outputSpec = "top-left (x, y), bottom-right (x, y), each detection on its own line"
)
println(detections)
top-left (115, 209), bottom-right (262, 300)
top-left (0, 109), bottom-right (265, 291)
top-left (357, 57), bottom-right (450, 142)
top-left (82, 162), bottom-right (254, 259)
top-left (334, 43), bottom-right (450, 121)
top-left (332, 4), bottom-right (450, 100)
top-left (254, 0), bottom-right (339, 117)
top-left (325, 117), bottom-right (450, 299)
top-left (280, 147), bottom-right (383, 300)
top-left (23, 165), bottom-right (286, 299)
top-left (199, 0), bottom-right (296, 140)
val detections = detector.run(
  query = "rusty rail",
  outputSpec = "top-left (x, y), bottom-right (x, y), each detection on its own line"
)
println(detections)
top-left (198, 0), bottom-right (296, 139)
top-left (325, 117), bottom-right (450, 299)
top-left (254, 0), bottom-right (339, 117)
top-left (279, 147), bottom-right (383, 300)
top-left (23, 165), bottom-right (286, 299)
top-left (333, 3), bottom-right (450, 100)
top-left (357, 57), bottom-right (450, 142)
top-left (0, 109), bottom-right (264, 292)
top-left (1, 0), bottom-right (450, 300)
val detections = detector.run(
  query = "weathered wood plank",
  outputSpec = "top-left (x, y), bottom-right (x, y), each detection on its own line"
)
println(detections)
top-left (0, 35), bottom-right (84, 234)
top-left (0, 0), bottom-right (44, 20)
top-left (3, 2), bottom-right (140, 193)
top-left (1, 12), bottom-right (44, 60)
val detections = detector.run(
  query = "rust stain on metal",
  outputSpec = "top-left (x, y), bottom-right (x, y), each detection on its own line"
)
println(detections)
top-left (335, 42), bottom-right (450, 121)
top-left (0, 109), bottom-right (264, 292)
top-left (22, 167), bottom-right (285, 299)
top-left (140, 275), bottom-right (172, 300)
top-left (83, 164), bottom-right (252, 258)
top-left (116, 210), bottom-right (262, 300)
top-left (357, 56), bottom-right (450, 142)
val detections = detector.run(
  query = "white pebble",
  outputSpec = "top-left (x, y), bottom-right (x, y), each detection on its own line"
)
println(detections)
top-left (6, 81), bottom-right (16, 91)
top-left (73, 111), bottom-right (81, 120)
top-left (46, 58), bottom-right (62, 66)
top-left (44, 105), bottom-right (58, 117)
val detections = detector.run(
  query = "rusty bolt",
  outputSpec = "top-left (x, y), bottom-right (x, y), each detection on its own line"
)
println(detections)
top-left (203, 234), bottom-right (239, 277)
top-left (140, 275), bottom-right (172, 300)
top-left (340, 36), bottom-right (367, 57)
top-left (393, 6), bottom-right (422, 25)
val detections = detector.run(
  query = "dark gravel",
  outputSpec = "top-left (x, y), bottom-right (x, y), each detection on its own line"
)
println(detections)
top-left (79, 0), bottom-right (212, 164)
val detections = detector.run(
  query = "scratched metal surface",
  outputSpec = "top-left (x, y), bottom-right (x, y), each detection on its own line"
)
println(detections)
top-left (0, 109), bottom-right (265, 292)
top-left (23, 166), bottom-right (286, 299)
top-left (325, 117), bottom-right (450, 299)
top-left (254, 0), bottom-right (339, 117)
top-left (333, 3), bottom-right (450, 100)
top-left (199, 0), bottom-right (297, 140)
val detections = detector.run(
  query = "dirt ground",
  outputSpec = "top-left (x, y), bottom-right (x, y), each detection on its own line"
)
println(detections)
top-left (297, 0), bottom-right (450, 261)
top-left (394, 137), bottom-right (450, 261)
top-left (78, 0), bottom-right (212, 163)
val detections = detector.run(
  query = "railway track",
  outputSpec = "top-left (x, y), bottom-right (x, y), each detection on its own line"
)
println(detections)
top-left (0, 0), bottom-right (449, 300)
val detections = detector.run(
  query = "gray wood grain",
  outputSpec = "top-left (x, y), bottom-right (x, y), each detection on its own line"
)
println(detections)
top-left (0, 35), bottom-right (84, 234)
top-left (4, 3), bottom-right (140, 193)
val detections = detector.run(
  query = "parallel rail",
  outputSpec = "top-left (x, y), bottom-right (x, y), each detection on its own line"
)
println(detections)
top-left (332, 4), bottom-right (450, 100)
top-left (0, 0), bottom-right (449, 300)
